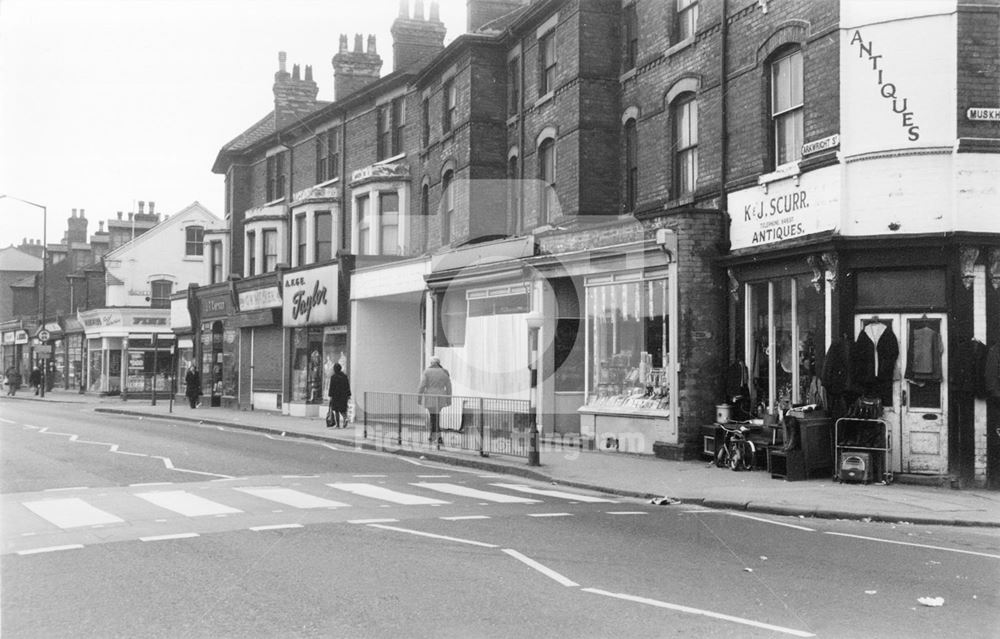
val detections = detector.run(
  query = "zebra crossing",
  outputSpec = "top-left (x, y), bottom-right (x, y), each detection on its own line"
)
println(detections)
top-left (4, 478), bottom-right (622, 550)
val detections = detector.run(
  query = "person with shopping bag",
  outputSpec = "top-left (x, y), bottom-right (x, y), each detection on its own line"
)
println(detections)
top-left (327, 363), bottom-right (352, 428)
top-left (417, 355), bottom-right (451, 444)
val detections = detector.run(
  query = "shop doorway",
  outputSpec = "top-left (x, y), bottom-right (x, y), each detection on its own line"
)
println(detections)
top-left (854, 313), bottom-right (949, 475)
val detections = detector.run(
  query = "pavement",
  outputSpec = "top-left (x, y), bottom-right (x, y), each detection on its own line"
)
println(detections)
top-left (4, 389), bottom-right (1000, 528)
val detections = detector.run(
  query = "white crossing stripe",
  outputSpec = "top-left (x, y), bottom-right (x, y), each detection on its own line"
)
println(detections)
top-left (135, 490), bottom-right (243, 517)
top-left (489, 483), bottom-right (617, 503)
top-left (23, 498), bottom-right (124, 529)
top-left (17, 544), bottom-right (84, 555)
top-left (234, 487), bottom-right (350, 509)
top-left (410, 482), bottom-right (541, 504)
top-left (440, 515), bottom-right (491, 521)
top-left (140, 533), bottom-right (200, 542)
top-left (527, 512), bottom-right (572, 518)
top-left (327, 483), bottom-right (449, 505)
top-left (250, 524), bottom-right (304, 531)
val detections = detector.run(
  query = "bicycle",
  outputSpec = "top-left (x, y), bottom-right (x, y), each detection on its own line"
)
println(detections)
top-left (714, 423), bottom-right (756, 471)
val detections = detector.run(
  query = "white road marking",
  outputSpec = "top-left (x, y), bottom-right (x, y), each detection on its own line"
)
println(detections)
top-left (582, 588), bottom-right (816, 637)
top-left (327, 483), bottom-right (449, 506)
top-left (366, 524), bottom-right (499, 548)
top-left (140, 533), bottom-right (200, 542)
top-left (348, 518), bottom-right (399, 524)
top-left (0, 417), bottom-right (16, 424)
top-left (282, 475), bottom-right (319, 479)
top-left (23, 498), bottom-right (124, 529)
top-left (113, 451), bottom-right (148, 457)
top-left (417, 475), bottom-right (451, 478)
top-left (411, 482), bottom-right (541, 504)
top-left (440, 515), bottom-right (491, 521)
top-left (17, 544), bottom-right (84, 555)
top-left (250, 524), bottom-right (304, 531)
top-left (136, 490), bottom-right (243, 517)
top-left (43, 486), bottom-right (88, 492)
top-left (825, 531), bottom-right (1000, 559)
top-left (398, 457), bottom-right (425, 466)
top-left (527, 512), bottom-right (572, 518)
top-left (352, 474), bottom-right (388, 478)
top-left (721, 512), bottom-right (817, 532)
top-left (502, 549), bottom-right (579, 587)
top-left (234, 487), bottom-right (350, 509)
top-left (490, 483), bottom-right (616, 503)
top-left (607, 511), bottom-right (649, 515)
top-left (130, 482), bottom-right (173, 487)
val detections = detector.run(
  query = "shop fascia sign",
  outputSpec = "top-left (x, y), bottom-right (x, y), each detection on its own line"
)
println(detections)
top-left (238, 286), bottom-right (282, 311)
top-left (728, 166), bottom-right (840, 250)
top-left (14, 330), bottom-right (28, 344)
top-left (200, 295), bottom-right (231, 317)
top-left (282, 264), bottom-right (338, 326)
top-left (79, 309), bottom-right (169, 330)
top-left (2, 332), bottom-right (15, 345)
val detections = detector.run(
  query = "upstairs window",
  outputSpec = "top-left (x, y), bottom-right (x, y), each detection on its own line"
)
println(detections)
top-left (380, 192), bottom-right (400, 255)
top-left (377, 103), bottom-right (392, 161)
top-left (357, 196), bottom-right (371, 255)
top-left (421, 97), bottom-right (430, 147)
top-left (623, 4), bottom-right (638, 71)
top-left (185, 226), bottom-right (204, 256)
top-left (673, 95), bottom-right (698, 196)
top-left (296, 214), bottom-right (307, 266)
top-left (676, 0), bottom-right (698, 42)
top-left (441, 170), bottom-right (454, 245)
top-left (262, 229), bottom-right (278, 272)
top-left (443, 78), bottom-right (456, 133)
top-left (771, 49), bottom-right (803, 167)
top-left (150, 279), bottom-right (172, 309)
top-left (624, 119), bottom-right (638, 211)
top-left (538, 138), bottom-right (556, 222)
top-left (421, 183), bottom-right (430, 248)
top-left (316, 128), bottom-right (340, 183)
top-left (266, 151), bottom-right (287, 201)
top-left (246, 231), bottom-right (256, 276)
top-left (210, 241), bottom-right (223, 284)
top-left (508, 154), bottom-right (521, 233)
top-left (539, 30), bottom-right (556, 95)
top-left (507, 56), bottom-right (521, 115)
top-left (392, 96), bottom-right (406, 157)
top-left (315, 211), bottom-right (332, 262)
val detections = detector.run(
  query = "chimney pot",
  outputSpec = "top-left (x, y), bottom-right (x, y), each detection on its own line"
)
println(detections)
top-left (415, 0), bottom-right (424, 19)
top-left (339, 34), bottom-right (348, 53)
top-left (148, 202), bottom-right (154, 216)
top-left (72, 208), bottom-right (77, 218)
top-left (99, 221), bottom-right (104, 232)
top-left (398, 0), bottom-right (408, 17)
top-left (354, 33), bottom-right (363, 52)
top-left (117, 211), bottom-right (123, 220)
top-left (80, 208), bottom-right (85, 217)
top-left (292, 63), bottom-right (300, 80)
top-left (429, 0), bottom-right (439, 21)
top-left (305, 65), bottom-right (313, 81)
top-left (367, 34), bottom-right (377, 55)
top-left (138, 200), bottom-right (145, 215)
top-left (279, 51), bottom-right (287, 72)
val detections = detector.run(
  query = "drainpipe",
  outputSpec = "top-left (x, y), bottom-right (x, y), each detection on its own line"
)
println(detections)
top-left (720, 0), bottom-right (733, 361)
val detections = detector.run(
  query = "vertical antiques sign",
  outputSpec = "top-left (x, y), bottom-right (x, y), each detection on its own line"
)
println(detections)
top-left (282, 264), bottom-right (339, 326)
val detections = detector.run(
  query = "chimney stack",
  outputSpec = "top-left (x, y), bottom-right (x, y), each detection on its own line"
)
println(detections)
top-left (391, 0), bottom-right (446, 71)
top-left (466, 0), bottom-right (529, 32)
top-left (332, 34), bottom-right (383, 100)
top-left (67, 206), bottom-right (88, 243)
top-left (273, 50), bottom-right (319, 128)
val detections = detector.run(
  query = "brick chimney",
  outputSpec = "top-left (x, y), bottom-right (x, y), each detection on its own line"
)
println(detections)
top-left (273, 51), bottom-right (320, 128)
top-left (391, 0), bottom-right (446, 71)
top-left (332, 33), bottom-right (382, 101)
top-left (466, 0), bottom-right (529, 32)
top-left (66, 206), bottom-right (88, 244)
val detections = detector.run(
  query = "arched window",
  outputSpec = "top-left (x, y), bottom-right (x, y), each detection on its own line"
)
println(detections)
top-left (507, 152), bottom-right (521, 233)
top-left (672, 94), bottom-right (698, 197)
top-left (421, 182), bottom-right (430, 249)
top-left (538, 138), bottom-right (556, 222)
top-left (185, 226), bottom-right (204, 256)
top-left (771, 48), bottom-right (803, 168)
top-left (441, 170), bottom-right (454, 244)
top-left (624, 119), bottom-right (638, 211)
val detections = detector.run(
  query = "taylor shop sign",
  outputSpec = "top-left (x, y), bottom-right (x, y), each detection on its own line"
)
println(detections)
top-left (729, 166), bottom-right (840, 250)
top-left (282, 264), bottom-right (339, 327)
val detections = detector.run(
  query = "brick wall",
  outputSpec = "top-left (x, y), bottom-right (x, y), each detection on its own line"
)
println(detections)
top-left (957, 2), bottom-right (1000, 140)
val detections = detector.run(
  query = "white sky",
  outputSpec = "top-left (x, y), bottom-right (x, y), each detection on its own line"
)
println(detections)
top-left (0, 0), bottom-right (466, 248)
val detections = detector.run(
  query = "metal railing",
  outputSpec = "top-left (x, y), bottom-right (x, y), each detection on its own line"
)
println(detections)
top-left (361, 391), bottom-right (536, 460)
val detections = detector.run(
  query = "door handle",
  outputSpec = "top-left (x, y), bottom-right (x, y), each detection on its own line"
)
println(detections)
top-left (901, 389), bottom-right (907, 407)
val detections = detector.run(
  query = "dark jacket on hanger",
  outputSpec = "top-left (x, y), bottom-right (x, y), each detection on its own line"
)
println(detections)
top-left (853, 324), bottom-right (899, 391)
top-left (954, 339), bottom-right (987, 398)
top-left (985, 343), bottom-right (1000, 400)
top-left (820, 338), bottom-right (852, 396)
top-left (905, 325), bottom-right (943, 383)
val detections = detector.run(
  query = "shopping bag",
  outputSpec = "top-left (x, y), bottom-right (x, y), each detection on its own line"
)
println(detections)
top-left (346, 400), bottom-right (356, 423)
top-left (325, 408), bottom-right (336, 428)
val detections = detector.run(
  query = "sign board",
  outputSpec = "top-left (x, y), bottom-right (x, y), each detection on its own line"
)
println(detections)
top-left (282, 264), bottom-right (339, 327)
top-left (967, 107), bottom-right (1000, 121)
top-left (37, 329), bottom-right (50, 342)
top-left (238, 286), bottom-right (281, 311)
top-left (14, 330), bottom-right (28, 344)
top-left (802, 134), bottom-right (839, 157)
top-left (34, 345), bottom-right (52, 355)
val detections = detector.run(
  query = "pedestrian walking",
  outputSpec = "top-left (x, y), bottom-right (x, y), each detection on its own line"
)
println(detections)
top-left (417, 355), bottom-right (451, 444)
top-left (29, 366), bottom-right (42, 396)
top-left (326, 363), bottom-right (351, 428)
top-left (4, 366), bottom-right (21, 396)
top-left (184, 365), bottom-right (202, 409)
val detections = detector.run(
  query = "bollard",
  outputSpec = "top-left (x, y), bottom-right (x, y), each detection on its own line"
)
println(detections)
top-left (528, 425), bottom-right (541, 466)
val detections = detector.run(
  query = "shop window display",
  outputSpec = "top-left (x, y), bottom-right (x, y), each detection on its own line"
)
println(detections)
top-left (586, 277), bottom-right (669, 411)
top-left (292, 327), bottom-right (348, 404)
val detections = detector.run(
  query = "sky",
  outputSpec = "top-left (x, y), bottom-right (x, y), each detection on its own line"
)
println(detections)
top-left (0, 0), bottom-right (466, 248)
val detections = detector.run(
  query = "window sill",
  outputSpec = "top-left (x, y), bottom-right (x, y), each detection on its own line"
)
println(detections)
top-left (316, 177), bottom-right (340, 188)
top-left (182, 256), bottom-right (205, 262)
top-left (758, 162), bottom-right (802, 191)
top-left (506, 114), bottom-right (520, 126)
top-left (665, 37), bottom-right (695, 58)
top-left (663, 194), bottom-right (696, 211)
top-left (265, 197), bottom-right (286, 207)
top-left (619, 67), bottom-right (637, 83)
top-left (534, 92), bottom-right (555, 108)
top-left (376, 152), bottom-right (406, 165)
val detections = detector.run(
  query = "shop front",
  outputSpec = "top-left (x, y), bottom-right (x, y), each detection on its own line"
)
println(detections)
top-left (283, 262), bottom-right (349, 418)
top-left (234, 274), bottom-right (283, 411)
top-left (195, 287), bottom-right (235, 408)
top-left (78, 308), bottom-right (174, 396)
top-left (63, 317), bottom-right (86, 392)
top-left (170, 290), bottom-right (197, 401)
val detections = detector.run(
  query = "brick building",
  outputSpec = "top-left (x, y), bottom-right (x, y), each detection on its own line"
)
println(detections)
top-left (206, 0), bottom-right (999, 486)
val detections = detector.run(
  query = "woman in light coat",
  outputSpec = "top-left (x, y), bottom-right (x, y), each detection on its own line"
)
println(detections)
top-left (417, 356), bottom-right (451, 443)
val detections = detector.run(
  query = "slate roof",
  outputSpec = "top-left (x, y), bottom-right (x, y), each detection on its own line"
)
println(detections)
top-left (0, 246), bottom-right (42, 272)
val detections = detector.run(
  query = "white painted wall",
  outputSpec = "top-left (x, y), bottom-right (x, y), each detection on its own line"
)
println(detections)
top-left (351, 299), bottom-right (423, 406)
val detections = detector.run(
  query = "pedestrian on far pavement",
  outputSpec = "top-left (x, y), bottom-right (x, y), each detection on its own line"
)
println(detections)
top-left (327, 363), bottom-right (352, 428)
top-left (184, 365), bottom-right (202, 409)
top-left (29, 366), bottom-right (42, 395)
top-left (5, 366), bottom-right (21, 396)
top-left (417, 355), bottom-right (451, 444)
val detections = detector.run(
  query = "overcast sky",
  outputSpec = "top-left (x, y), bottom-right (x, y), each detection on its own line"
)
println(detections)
top-left (0, 0), bottom-right (466, 248)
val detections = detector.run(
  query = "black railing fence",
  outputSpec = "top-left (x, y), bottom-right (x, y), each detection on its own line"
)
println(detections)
top-left (362, 391), bottom-right (535, 459)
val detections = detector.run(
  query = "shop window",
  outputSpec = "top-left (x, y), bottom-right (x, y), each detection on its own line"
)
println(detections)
top-left (553, 277), bottom-right (584, 392)
top-left (185, 226), bottom-right (204, 256)
top-left (262, 229), bottom-right (278, 272)
top-left (150, 280), bottom-right (172, 309)
top-left (379, 192), bottom-right (399, 255)
top-left (624, 119), bottom-right (638, 211)
top-left (856, 269), bottom-right (946, 310)
top-left (673, 95), bottom-right (698, 197)
top-left (623, 3), bottom-right (638, 71)
top-left (771, 49), bottom-right (803, 168)
top-left (586, 277), bottom-right (670, 410)
top-left (296, 214), bottom-right (307, 266)
top-left (468, 292), bottom-right (529, 316)
top-left (437, 288), bottom-right (466, 347)
top-left (315, 211), bottom-right (332, 262)
top-left (357, 196), bottom-right (371, 255)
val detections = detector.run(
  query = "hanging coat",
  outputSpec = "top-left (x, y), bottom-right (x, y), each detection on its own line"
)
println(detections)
top-left (905, 325), bottom-right (943, 383)
top-left (853, 323), bottom-right (899, 395)
top-left (955, 339), bottom-right (988, 398)
top-left (820, 338), bottom-right (852, 396)
top-left (985, 343), bottom-right (1000, 400)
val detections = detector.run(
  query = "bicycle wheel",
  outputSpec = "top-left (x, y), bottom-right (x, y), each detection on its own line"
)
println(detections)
top-left (730, 440), bottom-right (755, 471)
top-left (715, 444), bottom-right (730, 468)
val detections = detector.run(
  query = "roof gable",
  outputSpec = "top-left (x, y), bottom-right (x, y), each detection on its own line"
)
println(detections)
top-left (103, 202), bottom-right (221, 261)
top-left (0, 246), bottom-right (43, 271)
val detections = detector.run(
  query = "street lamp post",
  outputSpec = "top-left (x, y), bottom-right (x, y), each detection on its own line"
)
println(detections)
top-left (0, 195), bottom-right (47, 398)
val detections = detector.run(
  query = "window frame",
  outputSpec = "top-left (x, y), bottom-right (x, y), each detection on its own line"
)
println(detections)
top-left (673, 94), bottom-right (698, 197)
top-left (316, 128), bottom-right (340, 183)
top-left (379, 191), bottom-right (400, 256)
top-left (507, 56), bottom-right (521, 115)
top-left (266, 151), bottom-right (287, 202)
top-left (624, 119), bottom-right (638, 211)
top-left (623, 3), bottom-right (638, 71)
top-left (770, 48), bottom-right (804, 168)
top-left (246, 231), bottom-right (256, 276)
top-left (210, 241), bottom-right (223, 284)
top-left (538, 138), bottom-right (556, 223)
top-left (391, 96), bottom-right (406, 157)
top-left (676, 0), bottom-right (698, 43)
top-left (421, 97), bottom-right (430, 147)
top-left (314, 211), bottom-right (332, 262)
top-left (507, 153), bottom-right (521, 233)
top-left (150, 279), bottom-right (172, 309)
top-left (185, 226), bottom-right (204, 257)
top-left (442, 78), bottom-right (456, 134)
top-left (441, 170), bottom-right (454, 245)
top-left (262, 228), bottom-right (278, 273)
top-left (377, 102), bottom-right (392, 161)
top-left (538, 30), bottom-right (557, 96)
top-left (357, 196), bottom-right (371, 255)
top-left (295, 214), bottom-right (307, 266)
